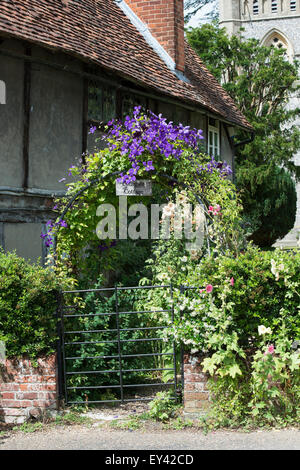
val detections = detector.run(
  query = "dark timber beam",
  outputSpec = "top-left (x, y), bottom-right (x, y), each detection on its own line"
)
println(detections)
top-left (22, 46), bottom-right (31, 189)
top-left (82, 77), bottom-right (88, 163)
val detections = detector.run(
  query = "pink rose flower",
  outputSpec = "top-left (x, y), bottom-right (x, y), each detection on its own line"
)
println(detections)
top-left (230, 277), bottom-right (234, 286)
top-left (209, 204), bottom-right (221, 216)
top-left (267, 344), bottom-right (275, 354)
top-left (206, 284), bottom-right (213, 293)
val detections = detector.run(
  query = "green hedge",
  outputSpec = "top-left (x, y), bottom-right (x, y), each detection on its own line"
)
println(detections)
top-left (0, 250), bottom-right (63, 359)
top-left (193, 246), bottom-right (300, 346)
top-left (175, 246), bottom-right (300, 426)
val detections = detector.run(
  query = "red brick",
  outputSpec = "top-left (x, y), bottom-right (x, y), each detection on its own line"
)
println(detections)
top-left (42, 384), bottom-right (57, 392)
top-left (126, 0), bottom-right (185, 71)
top-left (0, 354), bottom-right (58, 422)
top-left (185, 373), bottom-right (207, 383)
top-left (19, 383), bottom-right (44, 391)
top-left (1, 400), bottom-right (33, 408)
top-left (184, 400), bottom-right (210, 412)
top-left (0, 383), bottom-right (19, 392)
top-left (19, 384), bottom-right (29, 391)
top-left (0, 408), bottom-right (27, 417)
top-left (0, 392), bottom-right (15, 400)
top-left (42, 392), bottom-right (56, 400)
top-left (184, 353), bottom-right (211, 414)
top-left (184, 383), bottom-right (195, 392)
top-left (184, 392), bottom-right (209, 401)
top-left (16, 392), bottom-right (38, 400)
top-left (33, 400), bottom-right (53, 408)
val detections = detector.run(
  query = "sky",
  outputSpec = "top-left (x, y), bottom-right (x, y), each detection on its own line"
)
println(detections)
top-left (185, 3), bottom-right (216, 29)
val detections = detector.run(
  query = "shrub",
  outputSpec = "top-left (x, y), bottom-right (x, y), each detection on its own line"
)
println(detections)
top-left (168, 246), bottom-right (299, 356)
top-left (184, 245), bottom-right (300, 348)
top-left (148, 391), bottom-right (179, 421)
top-left (169, 246), bottom-right (300, 425)
top-left (0, 250), bottom-right (65, 359)
top-left (241, 166), bottom-right (297, 248)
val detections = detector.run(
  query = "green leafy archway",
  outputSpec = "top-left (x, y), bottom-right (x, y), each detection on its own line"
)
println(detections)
top-left (42, 108), bottom-right (243, 288)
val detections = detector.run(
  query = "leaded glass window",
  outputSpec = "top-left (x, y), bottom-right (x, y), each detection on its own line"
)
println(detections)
top-left (88, 82), bottom-right (116, 123)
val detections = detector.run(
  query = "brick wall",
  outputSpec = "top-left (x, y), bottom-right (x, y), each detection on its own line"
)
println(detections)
top-left (0, 355), bottom-right (57, 424)
top-left (125, 0), bottom-right (185, 72)
top-left (183, 353), bottom-right (210, 416)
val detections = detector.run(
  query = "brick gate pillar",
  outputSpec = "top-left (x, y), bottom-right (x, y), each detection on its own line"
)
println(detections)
top-left (0, 354), bottom-right (58, 424)
top-left (183, 353), bottom-right (210, 417)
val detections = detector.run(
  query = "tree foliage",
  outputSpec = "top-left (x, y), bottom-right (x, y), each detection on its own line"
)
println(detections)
top-left (240, 166), bottom-right (297, 247)
top-left (184, 0), bottom-right (218, 23)
top-left (0, 250), bottom-right (68, 358)
top-left (187, 22), bottom-right (300, 246)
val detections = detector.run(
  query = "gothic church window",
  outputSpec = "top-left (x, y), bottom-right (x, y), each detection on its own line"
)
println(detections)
top-left (290, 1), bottom-right (297, 10)
top-left (273, 36), bottom-right (284, 48)
top-left (253, 0), bottom-right (259, 14)
top-left (263, 31), bottom-right (293, 61)
top-left (271, 0), bottom-right (278, 12)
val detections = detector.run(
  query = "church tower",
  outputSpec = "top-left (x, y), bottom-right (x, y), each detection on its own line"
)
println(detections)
top-left (219, 0), bottom-right (241, 35)
top-left (220, 0), bottom-right (300, 247)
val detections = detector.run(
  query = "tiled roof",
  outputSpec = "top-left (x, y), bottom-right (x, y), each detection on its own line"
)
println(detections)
top-left (0, 0), bottom-right (252, 130)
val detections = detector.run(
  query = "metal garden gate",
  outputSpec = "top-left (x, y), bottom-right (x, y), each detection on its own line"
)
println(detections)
top-left (56, 285), bottom-right (181, 406)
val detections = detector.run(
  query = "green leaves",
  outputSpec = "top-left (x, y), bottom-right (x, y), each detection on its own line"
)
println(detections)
top-left (0, 249), bottom-right (68, 359)
top-left (187, 22), bottom-right (300, 247)
top-left (202, 350), bottom-right (243, 378)
top-left (148, 391), bottom-right (178, 421)
top-left (202, 357), bottom-right (217, 375)
top-left (290, 353), bottom-right (300, 372)
top-left (228, 364), bottom-right (243, 379)
top-left (163, 243), bottom-right (300, 425)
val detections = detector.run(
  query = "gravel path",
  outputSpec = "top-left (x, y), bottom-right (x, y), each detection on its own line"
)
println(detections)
top-left (1, 426), bottom-right (299, 450)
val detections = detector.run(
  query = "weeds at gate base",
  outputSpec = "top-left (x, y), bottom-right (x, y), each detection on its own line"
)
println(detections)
top-left (109, 416), bottom-right (144, 431)
top-left (108, 390), bottom-right (184, 430)
top-left (13, 422), bottom-right (44, 434)
top-left (147, 390), bottom-right (180, 421)
top-left (10, 409), bottom-right (93, 435)
top-left (53, 410), bottom-right (93, 426)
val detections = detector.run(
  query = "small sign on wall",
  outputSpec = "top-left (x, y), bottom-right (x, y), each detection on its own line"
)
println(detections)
top-left (116, 180), bottom-right (152, 196)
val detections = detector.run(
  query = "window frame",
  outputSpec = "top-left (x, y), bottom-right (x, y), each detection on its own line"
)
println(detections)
top-left (208, 119), bottom-right (220, 160)
top-left (271, 0), bottom-right (278, 12)
top-left (0, 79), bottom-right (6, 104)
top-left (87, 80), bottom-right (117, 128)
top-left (253, 0), bottom-right (259, 15)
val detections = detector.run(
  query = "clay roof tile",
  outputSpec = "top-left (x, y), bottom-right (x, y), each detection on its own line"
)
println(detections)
top-left (0, 0), bottom-right (252, 130)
